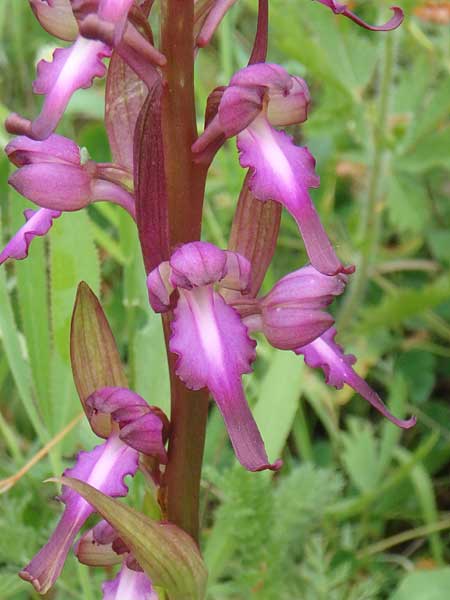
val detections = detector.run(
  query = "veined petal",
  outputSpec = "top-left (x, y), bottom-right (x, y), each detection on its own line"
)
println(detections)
top-left (30, 36), bottom-right (110, 140)
top-left (170, 285), bottom-right (280, 471)
top-left (5, 134), bottom-right (80, 167)
top-left (261, 306), bottom-right (334, 350)
top-left (314, 1), bottom-right (404, 31)
top-left (20, 436), bottom-right (139, 593)
top-left (102, 562), bottom-right (157, 600)
top-left (0, 208), bottom-right (61, 265)
top-left (9, 163), bottom-right (93, 211)
top-left (237, 115), bottom-right (349, 275)
top-left (229, 63), bottom-right (292, 91)
top-left (296, 328), bottom-right (416, 428)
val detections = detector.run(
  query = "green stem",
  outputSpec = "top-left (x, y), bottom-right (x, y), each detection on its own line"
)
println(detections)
top-left (160, 0), bottom-right (209, 544)
top-left (337, 31), bottom-right (397, 330)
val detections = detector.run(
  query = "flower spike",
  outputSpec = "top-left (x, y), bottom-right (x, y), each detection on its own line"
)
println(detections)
top-left (147, 242), bottom-right (282, 472)
top-left (314, 1), bottom-right (404, 32)
top-left (296, 327), bottom-right (416, 428)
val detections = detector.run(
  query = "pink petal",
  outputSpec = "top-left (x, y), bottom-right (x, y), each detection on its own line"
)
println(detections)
top-left (102, 562), bottom-right (157, 600)
top-left (20, 436), bottom-right (139, 594)
top-left (170, 286), bottom-right (281, 471)
top-left (30, 36), bottom-right (110, 140)
top-left (0, 208), bottom-right (61, 265)
top-left (237, 115), bottom-right (348, 275)
top-left (296, 328), bottom-right (416, 428)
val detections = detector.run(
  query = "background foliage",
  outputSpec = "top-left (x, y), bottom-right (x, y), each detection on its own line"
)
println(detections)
top-left (0, 0), bottom-right (449, 598)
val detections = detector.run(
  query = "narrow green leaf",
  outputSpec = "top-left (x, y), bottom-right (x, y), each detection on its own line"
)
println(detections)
top-left (253, 350), bottom-right (304, 459)
top-left (50, 211), bottom-right (100, 433)
top-left (70, 281), bottom-right (127, 438)
top-left (0, 269), bottom-right (46, 442)
top-left (56, 476), bottom-right (208, 600)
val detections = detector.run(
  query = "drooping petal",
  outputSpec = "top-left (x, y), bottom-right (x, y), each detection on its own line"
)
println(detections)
top-left (0, 208), bottom-right (61, 265)
top-left (20, 436), bottom-right (139, 594)
top-left (102, 562), bottom-right (157, 600)
top-left (8, 37), bottom-right (110, 140)
top-left (314, 1), bottom-right (404, 31)
top-left (237, 114), bottom-right (349, 276)
top-left (296, 327), bottom-right (416, 428)
top-left (5, 134), bottom-right (81, 167)
top-left (170, 285), bottom-right (281, 471)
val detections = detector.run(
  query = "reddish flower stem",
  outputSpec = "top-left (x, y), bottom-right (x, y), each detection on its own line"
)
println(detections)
top-left (160, 0), bottom-right (209, 544)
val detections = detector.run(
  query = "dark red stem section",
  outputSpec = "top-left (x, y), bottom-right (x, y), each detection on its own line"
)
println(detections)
top-left (160, 0), bottom-right (209, 544)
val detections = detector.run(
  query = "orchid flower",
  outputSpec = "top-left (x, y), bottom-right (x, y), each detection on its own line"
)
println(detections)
top-left (234, 265), bottom-right (416, 429)
top-left (147, 241), bottom-right (282, 472)
top-left (20, 386), bottom-right (167, 594)
top-left (147, 241), bottom-right (350, 471)
top-left (6, 0), bottom-right (164, 140)
top-left (314, 1), bottom-right (404, 31)
top-left (193, 63), bottom-right (353, 276)
top-left (1, 134), bottom-right (135, 265)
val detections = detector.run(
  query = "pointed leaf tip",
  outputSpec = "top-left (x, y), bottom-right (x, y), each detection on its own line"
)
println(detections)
top-left (71, 282), bottom-right (128, 438)
top-left (56, 476), bottom-right (208, 600)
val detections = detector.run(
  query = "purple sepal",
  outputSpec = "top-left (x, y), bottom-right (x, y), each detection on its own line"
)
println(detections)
top-left (86, 387), bottom-right (168, 460)
top-left (5, 134), bottom-right (81, 167)
top-left (119, 413), bottom-right (168, 464)
top-left (0, 208), bottom-right (61, 266)
top-left (19, 436), bottom-right (139, 594)
top-left (9, 163), bottom-right (93, 211)
top-left (314, 1), bottom-right (404, 31)
top-left (296, 327), bottom-right (416, 428)
top-left (147, 242), bottom-right (251, 311)
top-left (251, 265), bottom-right (347, 349)
top-left (102, 562), bottom-right (157, 600)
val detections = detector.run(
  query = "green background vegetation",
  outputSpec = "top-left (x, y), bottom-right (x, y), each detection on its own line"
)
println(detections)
top-left (0, 0), bottom-right (449, 597)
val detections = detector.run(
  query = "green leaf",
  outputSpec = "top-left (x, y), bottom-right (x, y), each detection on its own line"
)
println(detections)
top-left (396, 351), bottom-right (436, 405)
top-left (253, 350), bottom-right (304, 460)
top-left (57, 476), bottom-right (208, 600)
top-left (341, 418), bottom-right (381, 493)
top-left (49, 210), bottom-right (100, 433)
top-left (358, 275), bottom-right (450, 332)
top-left (390, 568), bottom-right (450, 600)
top-left (70, 282), bottom-right (127, 438)
top-left (386, 174), bottom-right (430, 234)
